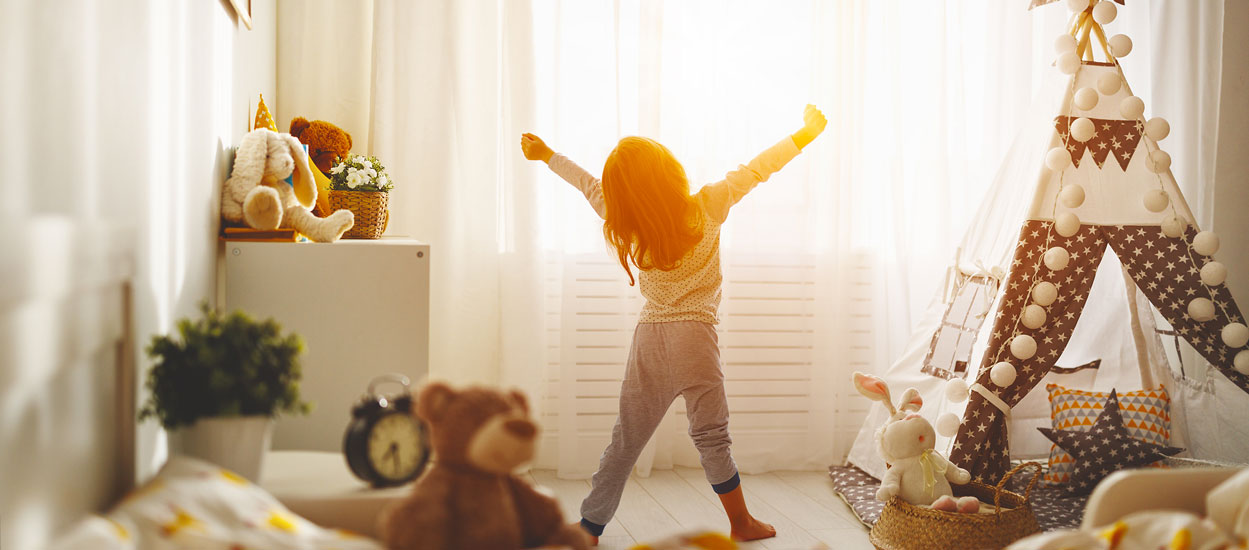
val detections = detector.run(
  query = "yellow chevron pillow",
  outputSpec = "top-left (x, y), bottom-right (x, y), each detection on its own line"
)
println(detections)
top-left (1044, 383), bottom-right (1172, 484)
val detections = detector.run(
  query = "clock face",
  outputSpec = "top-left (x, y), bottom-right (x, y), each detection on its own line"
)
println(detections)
top-left (367, 413), bottom-right (426, 482)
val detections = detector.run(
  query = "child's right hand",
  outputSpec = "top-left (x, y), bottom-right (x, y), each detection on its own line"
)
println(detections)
top-left (792, 104), bottom-right (827, 150)
top-left (521, 133), bottom-right (554, 163)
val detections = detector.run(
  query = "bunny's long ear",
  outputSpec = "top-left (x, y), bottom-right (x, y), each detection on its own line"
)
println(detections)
top-left (283, 133), bottom-right (317, 208)
top-left (897, 388), bottom-right (922, 413)
top-left (853, 372), bottom-right (896, 415)
top-left (221, 129), bottom-right (270, 223)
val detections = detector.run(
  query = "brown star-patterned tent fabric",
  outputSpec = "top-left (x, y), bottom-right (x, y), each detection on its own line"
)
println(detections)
top-left (846, 39), bottom-right (1249, 485)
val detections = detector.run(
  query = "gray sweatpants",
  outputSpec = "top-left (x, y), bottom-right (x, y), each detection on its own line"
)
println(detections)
top-left (579, 321), bottom-right (739, 533)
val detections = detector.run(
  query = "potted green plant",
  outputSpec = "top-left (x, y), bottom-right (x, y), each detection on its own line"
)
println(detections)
top-left (327, 154), bottom-right (394, 239)
top-left (139, 301), bottom-right (311, 481)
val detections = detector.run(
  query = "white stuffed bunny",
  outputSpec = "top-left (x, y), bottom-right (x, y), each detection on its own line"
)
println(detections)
top-left (222, 128), bottom-right (354, 242)
top-left (853, 372), bottom-right (978, 513)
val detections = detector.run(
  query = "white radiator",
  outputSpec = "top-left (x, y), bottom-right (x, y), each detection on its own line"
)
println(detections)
top-left (535, 252), bottom-right (875, 473)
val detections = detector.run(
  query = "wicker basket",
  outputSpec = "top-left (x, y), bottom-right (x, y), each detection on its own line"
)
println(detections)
top-left (869, 462), bottom-right (1043, 550)
top-left (328, 190), bottom-right (389, 239)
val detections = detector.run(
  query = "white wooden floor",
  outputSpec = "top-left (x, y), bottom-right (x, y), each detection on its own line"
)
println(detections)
top-left (523, 468), bottom-right (873, 550)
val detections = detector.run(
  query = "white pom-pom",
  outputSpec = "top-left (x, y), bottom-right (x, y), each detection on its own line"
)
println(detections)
top-left (1223, 323), bottom-right (1249, 349)
top-left (1093, 1), bottom-right (1118, 24)
top-left (1097, 73), bottom-right (1122, 95)
top-left (945, 378), bottom-right (970, 403)
top-left (1058, 52), bottom-right (1081, 75)
top-left (1033, 282), bottom-right (1059, 307)
top-left (1189, 298), bottom-right (1216, 322)
top-left (1109, 33), bottom-right (1132, 57)
top-left (1011, 335), bottom-right (1038, 361)
top-left (1045, 247), bottom-right (1071, 271)
top-left (1161, 216), bottom-right (1187, 238)
top-left (1201, 262), bottom-right (1227, 287)
top-left (1055, 34), bottom-right (1078, 55)
top-left (1193, 231), bottom-right (1220, 256)
top-left (1073, 88), bottom-right (1099, 111)
top-left (1235, 350), bottom-right (1249, 375)
top-left (1067, 0), bottom-right (1093, 11)
top-left (936, 412), bottom-right (962, 437)
top-left (1146, 150), bottom-right (1172, 173)
top-left (990, 362), bottom-right (1019, 387)
top-left (1121, 96), bottom-right (1145, 120)
top-left (1022, 304), bottom-right (1048, 329)
top-left (1060, 184), bottom-right (1086, 208)
top-left (1071, 117), bottom-right (1097, 142)
top-left (1143, 189), bottom-right (1170, 212)
top-left (1046, 147), bottom-right (1072, 171)
top-left (1145, 117), bottom-right (1170, 141)
top-left (1055, 212), bottom-right (1082, 238)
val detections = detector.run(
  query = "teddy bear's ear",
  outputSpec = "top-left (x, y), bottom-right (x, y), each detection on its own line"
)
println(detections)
top-left (290, 117), bottom-right (310, 140)
top-left (417, 382), bottom-right (456, 422)
top-left (509, 390), bottom-right (530, 414)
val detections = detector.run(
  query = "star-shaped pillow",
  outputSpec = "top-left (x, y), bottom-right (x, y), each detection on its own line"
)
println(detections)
top-left (1038, 389), bottom-right (1183, 495)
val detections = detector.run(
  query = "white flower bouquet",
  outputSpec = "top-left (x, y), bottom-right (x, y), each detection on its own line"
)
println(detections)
top-left (329, 155), bottom-right (393, 193)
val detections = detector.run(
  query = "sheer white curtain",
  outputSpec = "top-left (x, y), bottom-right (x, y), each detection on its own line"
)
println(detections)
top-left (342, 0), bottom-right (1222, 475)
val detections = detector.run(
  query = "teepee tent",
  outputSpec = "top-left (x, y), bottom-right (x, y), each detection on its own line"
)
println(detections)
top-left (846, 0), bottom-right (1249, 484)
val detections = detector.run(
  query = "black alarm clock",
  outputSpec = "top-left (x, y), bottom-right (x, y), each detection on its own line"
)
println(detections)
top-left (343, 374), bottom-right (431, 487)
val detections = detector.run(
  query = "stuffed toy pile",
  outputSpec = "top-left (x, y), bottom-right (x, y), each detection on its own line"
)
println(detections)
top-left (379, 383), bottom-right (589, 550)
top-left (221, 128), bottom-right (354, 242)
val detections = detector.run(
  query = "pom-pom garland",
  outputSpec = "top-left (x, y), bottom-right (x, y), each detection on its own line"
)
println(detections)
top-left (1235, 351), bottom-right (1249, 376)
top-left (1188, 298), bottom-right (1216, 322)
top-left (1120, 96), bottom-right (1145, 120)
top-left (1161, 216), bottom-right (1186, 239)
top-left (1193, 231), bottom-right (1220, 256)
top-left (1011, 335), bottom-right (1038, 361)
top-left (1145, 117), bottom-right (1170, 141)
top-left (1074, 88), bottom-right (1099, 111)
top-left (1223, 323), bottom-right (1249, 349)
top-left (1045, 247), bottom-right (1071, 271)
top-left (1146, 151), bottom-right (1172, 174)
top-left (1097, 73), bottom-right (1122, 96)
top-left (1022, 304), bottom-right (1047, 329)
top-left (1071, 117), bottom-right (1097, 142)
top-left (1109, 34), bottom-right (1133, 57)
top-left (991, 362), bottom-right (1018, 387)
top-left (1143, 189), bottom-right (1169, 213)
top-left (945, 378), bottom-right (970, 403)
top-left (1047, 147), bottom-right (1072, 171)
top-left (1058, 52), bottom-right (1081, 75)
top-left (1093, 1), bottom-right (1117, 24)
top-left (1033, 282), bottom-right (1059, 307)
top-left (936, 413), bottom-right (962, 437)
top-left (1200, 262), bottom-right (1227, 287)
top-left (1060, 184), bottom-right (1086, 208)
top-left (1055, 212), bottom-right (1081, 238)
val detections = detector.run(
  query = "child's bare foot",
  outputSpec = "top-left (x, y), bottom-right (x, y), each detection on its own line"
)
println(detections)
top-left (730, 516), bottom-right (777, 542)
top-left (571, 521), bottom-right (599, 546)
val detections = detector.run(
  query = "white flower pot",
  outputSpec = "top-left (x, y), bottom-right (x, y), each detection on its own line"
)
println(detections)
top-left (173, 416), bottom-right (273, 482)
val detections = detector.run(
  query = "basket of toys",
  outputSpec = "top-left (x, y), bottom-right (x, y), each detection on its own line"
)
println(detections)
top-left (869, 462), bottom-right (1043, 550)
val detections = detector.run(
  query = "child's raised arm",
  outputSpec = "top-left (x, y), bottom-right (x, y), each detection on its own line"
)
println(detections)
top-left (697, 105), bottom-right (826, 223)
top-left (521, 133), bottom-right (606, 219)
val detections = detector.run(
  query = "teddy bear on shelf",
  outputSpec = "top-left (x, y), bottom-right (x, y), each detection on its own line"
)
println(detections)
top-left (221, 128), bottom-right (354, 242)
top-left (853, 372), bottom-right (979, 514)
top-left (378, 382), bottom-right (589, 550)
top-left (289, 117), bottom-right (353, 218)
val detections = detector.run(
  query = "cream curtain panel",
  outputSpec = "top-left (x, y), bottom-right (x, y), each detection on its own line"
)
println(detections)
top-left (277, 0), bottom-right (1223, 475)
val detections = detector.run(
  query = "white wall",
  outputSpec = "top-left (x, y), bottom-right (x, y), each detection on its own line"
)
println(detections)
top-left (1215, 1), bottom-right (1249, 311)
top-left (0, 0), bottom-right (275, 547)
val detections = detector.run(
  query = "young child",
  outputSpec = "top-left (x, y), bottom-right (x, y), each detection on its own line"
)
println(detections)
top-left (520, 105), bottom-right (827, 544)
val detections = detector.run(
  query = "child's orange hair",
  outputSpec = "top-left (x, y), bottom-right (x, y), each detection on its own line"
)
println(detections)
top-left (601, 137), bottom-right (705, 286)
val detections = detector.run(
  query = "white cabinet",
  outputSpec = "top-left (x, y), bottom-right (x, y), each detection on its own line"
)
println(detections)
top-left (221, 238), bottom-right (430, 451)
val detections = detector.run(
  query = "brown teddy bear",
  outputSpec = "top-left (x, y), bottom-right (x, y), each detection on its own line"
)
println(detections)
top-left (289, 117), bottom-right (352, 174)
top-left (289, 117), bottom-right (353, 217)
top-left (378, 383), bottom-right (589, 550)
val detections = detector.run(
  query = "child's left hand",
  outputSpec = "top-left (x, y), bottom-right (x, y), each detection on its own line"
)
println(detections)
top-left (792, 105), bottom-right (827, 150)
top-left (521, 133), bottom-right (555, 163)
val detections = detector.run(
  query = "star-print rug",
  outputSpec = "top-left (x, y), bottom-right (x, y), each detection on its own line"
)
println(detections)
top-left (828, 464), bottom-right (1088, 532)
